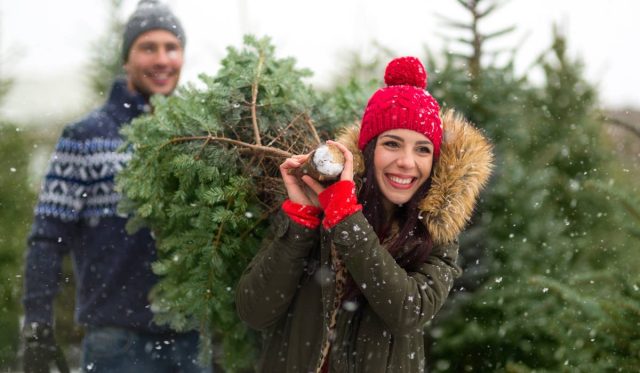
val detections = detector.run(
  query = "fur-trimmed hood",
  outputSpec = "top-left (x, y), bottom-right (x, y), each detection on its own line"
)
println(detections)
top-left (336, 109), bottom-right (494, 245)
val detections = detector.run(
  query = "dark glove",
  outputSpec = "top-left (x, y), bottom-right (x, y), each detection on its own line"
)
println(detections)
top-left (23, 323), bottom-right (69, 373)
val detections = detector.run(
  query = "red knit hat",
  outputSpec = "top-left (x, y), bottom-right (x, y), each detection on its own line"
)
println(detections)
top-left (358, 56), bottom-right (442, 158)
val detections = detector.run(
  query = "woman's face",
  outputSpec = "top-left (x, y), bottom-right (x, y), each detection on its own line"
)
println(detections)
top-left (373, 129), bottom-right (434, 210)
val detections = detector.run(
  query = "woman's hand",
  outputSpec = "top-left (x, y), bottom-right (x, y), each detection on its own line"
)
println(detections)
top-left (303, 140), bottom-right (354, 195)
top-left (280, 141), bottom-right (354, 207)
top-left (279, 154), bottom-right (321, 207)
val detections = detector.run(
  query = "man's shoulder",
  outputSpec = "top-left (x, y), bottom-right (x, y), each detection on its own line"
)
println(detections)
top-left (54, 105), bottom-right (126, 157)
top-left (61, 105), bottom-right (119, 141)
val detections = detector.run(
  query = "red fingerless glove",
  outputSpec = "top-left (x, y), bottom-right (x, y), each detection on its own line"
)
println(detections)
top-left (282, 200), bottom-right (323, 229)
top-left (318, 180), bottom-right (362, 229)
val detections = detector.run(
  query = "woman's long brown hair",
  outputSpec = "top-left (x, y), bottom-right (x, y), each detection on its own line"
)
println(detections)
top-left (344, 138), bottom-right (434, 299)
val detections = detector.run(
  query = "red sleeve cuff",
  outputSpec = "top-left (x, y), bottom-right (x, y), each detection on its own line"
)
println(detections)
top-left (282, 200), bottom-right (322, 229)
top-left (318, 180), bottom-right (362, 229)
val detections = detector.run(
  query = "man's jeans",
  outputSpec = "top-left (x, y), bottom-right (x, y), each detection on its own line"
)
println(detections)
top-left (81, 327), bottom-right (212, 373)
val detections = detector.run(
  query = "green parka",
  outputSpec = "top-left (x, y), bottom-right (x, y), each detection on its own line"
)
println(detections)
top-left (236, 110), bottom-right (493, 372)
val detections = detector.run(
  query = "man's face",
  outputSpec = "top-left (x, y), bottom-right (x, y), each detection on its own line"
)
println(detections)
top-left (124, 29), bottom-right (184, 97)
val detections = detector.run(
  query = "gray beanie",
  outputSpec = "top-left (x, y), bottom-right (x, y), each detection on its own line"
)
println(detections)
top-left (122, 0), bottom-right (186, 62)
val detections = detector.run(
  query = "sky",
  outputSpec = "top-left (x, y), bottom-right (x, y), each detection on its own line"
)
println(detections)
top-left (1, 0), bottom-right (639, 124)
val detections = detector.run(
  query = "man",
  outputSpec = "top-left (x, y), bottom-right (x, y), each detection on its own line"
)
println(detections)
top-left (22, 1), bottom-right (210, 372)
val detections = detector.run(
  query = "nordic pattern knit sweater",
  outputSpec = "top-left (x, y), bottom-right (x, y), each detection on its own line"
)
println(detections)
top-left (23, 80), bottom-right (171, 333)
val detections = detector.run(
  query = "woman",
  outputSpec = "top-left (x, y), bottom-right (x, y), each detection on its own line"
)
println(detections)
top-left (236, 56), bottom-right (493, 372)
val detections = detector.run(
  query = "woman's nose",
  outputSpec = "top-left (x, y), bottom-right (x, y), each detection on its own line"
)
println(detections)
top-left (395, 150), bottom-right (415, 168)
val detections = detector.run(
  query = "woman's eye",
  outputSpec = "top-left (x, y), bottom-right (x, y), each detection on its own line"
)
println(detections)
top-left (382, 141), bottom-right (400, 148)
top-left (417, 146), bottom-right (432, 154)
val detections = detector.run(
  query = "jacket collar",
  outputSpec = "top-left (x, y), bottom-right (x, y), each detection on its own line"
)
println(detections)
top-left (337, 109), bottom-right (494, 244)
top-left (105, 78), bottom-right (150, 125)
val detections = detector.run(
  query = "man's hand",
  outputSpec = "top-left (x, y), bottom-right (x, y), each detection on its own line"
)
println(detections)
top-left (23, 323), bottom-right (69, 373)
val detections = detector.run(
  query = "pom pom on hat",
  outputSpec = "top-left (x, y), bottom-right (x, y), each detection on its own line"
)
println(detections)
top-left (358, 57), bottom-right (442, 157)
top-left (384, 56), bottom-right (427, 89)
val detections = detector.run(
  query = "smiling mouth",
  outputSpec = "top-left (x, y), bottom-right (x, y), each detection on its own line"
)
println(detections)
top-left (148, 72), bottom-right (174, 84)
top-left (386, 174), bottom-right (416, 189)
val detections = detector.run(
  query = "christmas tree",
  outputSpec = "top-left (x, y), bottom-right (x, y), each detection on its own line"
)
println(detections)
top-left (418, 2), bottom-right (640, 370)
top-left (87, 0), bottom-right (126, 100)
top-left (0, 123), bottom-right (36, 368)
top-left (117, 35), bottom-right (345, 371)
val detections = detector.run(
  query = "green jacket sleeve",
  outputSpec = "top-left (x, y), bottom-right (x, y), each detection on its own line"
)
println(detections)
top-left (329, 212), bottom-right (462, 335)
top-left (236, 210), bottom-right (319, 330)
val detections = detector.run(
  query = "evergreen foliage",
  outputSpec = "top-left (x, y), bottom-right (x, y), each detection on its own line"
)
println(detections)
top-left (0, 78), bottom-right (12, 107)
top-left (0, 124), bottom-right (36, 368)
top-left (589, 179), bottom-right (640, 240)
top-left (87, 0), bottom-right (126, 99)
top-left (420, 3), bottom-right (640, 371)
top-left (315, 77), bottom-right (375, 135)
top-left (117, 35), bottom-right (336, 371)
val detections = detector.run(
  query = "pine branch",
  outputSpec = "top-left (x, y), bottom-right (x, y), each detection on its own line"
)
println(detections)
top-left (457, 0), bottom-right (473, 11)
top-left (251, 50), bottom-right (266, 145)
top-left (266, 112), bottom-right (306, 147)
top-left (238, 207), bottom-right (278, 244)
top-left (213, 198), bottom-right (233, 249)
top-left (265, 112), bottom-right (321, 149)
top-left (194, 136), bottom-right (212, 160)
top-left (164, 135), bottom-right (294, 158)
top-left (604, 115), bottom-right (640, 139)
top-left (477, 2), bottom-right (505, 19)
top-left (484, 25), bottom-right (517, 41)
top-left (305, 117), bottom-right (322, 145)
top-left (622, 200), bottom-right (640, 221)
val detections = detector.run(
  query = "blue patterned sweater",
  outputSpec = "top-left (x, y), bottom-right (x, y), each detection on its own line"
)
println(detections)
top-left (23, 80), bottom-right (171, 333)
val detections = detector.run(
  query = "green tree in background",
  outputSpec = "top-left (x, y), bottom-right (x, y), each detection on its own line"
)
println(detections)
top-left (87, 0), bottom-right (126, 99)
top-left (414, 1), bottom-right (640, 371)
top-left (314, 45), bottom-right (394, 136)
top-left (0, 124), bottom-right (36, 368)
top-left (429, 30), bottom-right (639, 371)
top-left (0, 75), bottom-right (12, 107)
top-left (0, 42), bottom-right (32, 368)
